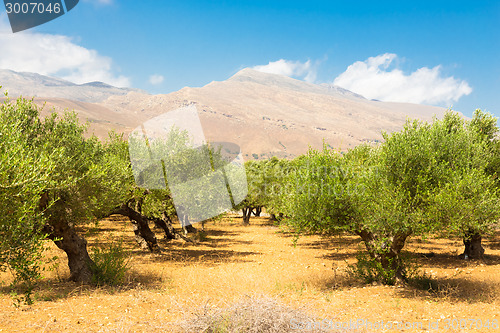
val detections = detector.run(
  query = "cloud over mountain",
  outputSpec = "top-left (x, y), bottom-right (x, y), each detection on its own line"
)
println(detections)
top-left (333, 53), bottom-right (472, 105)
top-left (252, 59), bottom-right (317, 83)
top-left (0, 15), bottom-right (129, 87)
top-left (149, 74), bottom-right (164, 85)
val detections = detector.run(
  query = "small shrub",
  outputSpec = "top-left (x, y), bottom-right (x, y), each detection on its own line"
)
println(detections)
top-left (90, 240), bottom-right (130, 286)
top-left (196, 231), bottom-right (209, 242)
top-left (347, 250), bottom-right (440, 290)
top-left (405, 261), bottom-right (439, 291)
top-left (178, 294), bottom-right (328, 333)
top-left (346, 251), bottom-right (399, 285)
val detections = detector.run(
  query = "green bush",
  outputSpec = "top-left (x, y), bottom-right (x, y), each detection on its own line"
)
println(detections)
top-left (89, 240), bottom-right (130, 286)
top-left (346, 251), bottom-right (399, 285)
top-left (347, 250), bottom-right (439, 290)
top-left (407, 271), bottom-right (438, 292)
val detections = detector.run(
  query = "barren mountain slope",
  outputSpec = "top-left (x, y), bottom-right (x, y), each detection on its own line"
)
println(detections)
top-left (99, 68), bottom-right (447, 158)
top-left (0, 69), bottom-right (144, 103)
top-left (1, 68), bottom-right (449, 158)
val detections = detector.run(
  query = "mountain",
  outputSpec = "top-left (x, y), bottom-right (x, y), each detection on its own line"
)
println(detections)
top-left (0, 68), bottom-right (450, 159)
top-left (0, 69), bottom-right (146, 103)
top-left (98, 68), bottom-right (448, 158)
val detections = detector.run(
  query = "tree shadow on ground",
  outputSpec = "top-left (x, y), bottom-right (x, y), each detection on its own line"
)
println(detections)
top-left (312, 269), bottom-right (500, 304)
top-left (396, 277), bottom-right (500, 304)
top-left (411, 252), bottom-right (500, 269)
top-left (148, 248), bottom-right (258, 266)
top-left (203, 229), bottom-right (241, 237)
top-left (0, 270), bottom-right (168, 304)
top-left (299, 236), bottom-right (361, 250)
top-left (318, 252), bottom-right (360, 262)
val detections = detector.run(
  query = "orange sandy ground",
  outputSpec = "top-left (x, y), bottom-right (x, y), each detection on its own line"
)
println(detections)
top-left (1, 215), bottom-right (499, 332)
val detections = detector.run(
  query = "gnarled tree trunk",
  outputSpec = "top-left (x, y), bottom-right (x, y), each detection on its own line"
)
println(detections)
top-left (242, 207), bottom-right (252, 225)
top-left (461, 231), bottom-right (485, 259)
top-left (253, 206), bottom-right (262, 217)
top-left (152, 211), bottom-right (176, 240)
top-left (40, 194), bottom-right (94, 283)
top-left (269, 212), bottom-right (283, 222)
top-left (356, 229), bottom-right (411, 283)
top-left (113, 204), bottom-right (161, 252)
top-left (45, 220), bottom-right (94, 283)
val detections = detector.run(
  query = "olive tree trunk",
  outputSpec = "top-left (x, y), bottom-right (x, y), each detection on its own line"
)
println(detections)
top-left (461, 231), bottom-right (485, 259)
top-left (112, 204), bottom-right (161, 252)
top-left (356, 230), bottom-right (411, 283)
top-left (253, 207), bottom-right (262, 217)
top-left (40, 194), bottom-right (94, 283)
top-left (269, 212), bottom-right (284, 222)
top-left (152, 211), bottom-right (176, 240)
top-left (45, 219), bottom-right (94, 283)
top-left (242, 207), bottom-right (252, 225)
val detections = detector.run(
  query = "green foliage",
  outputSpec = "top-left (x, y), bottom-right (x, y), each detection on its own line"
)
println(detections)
top-left (379, 111), bottom-right (499, 238)
top-left (407, 270), bottom-right (439, 292)
top-left (346, 250), bottom-right (435, 287)
top-left (233, 157), bottom-right (295, 223)
top-left (239, 160), bottom-right (269, 209)
top-left (0, 93), bottom-right (135, 298)
top-left (90, 240), bottom-right (130, 286)
top-left (132, 127), bottom-right (244, 222)
top-left (346, 251), bottom-right (399, 285)
top-left (40, 113), bottom-right (132, 225)
top-left (282, 110), bottom-right (500, 282)
top-left (0, 95), bottom-right (61, 301)
top-left (252, 158), bottom-right (294, 212)
top-left (282, 143), bottom-right (375, 235)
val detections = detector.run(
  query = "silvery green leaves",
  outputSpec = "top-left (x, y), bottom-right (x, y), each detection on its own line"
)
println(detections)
top-left (128, 105), bottom-right (247, 223)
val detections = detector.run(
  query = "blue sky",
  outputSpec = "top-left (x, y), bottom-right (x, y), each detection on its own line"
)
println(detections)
top-left (0, 0), bottom-right (498, 118)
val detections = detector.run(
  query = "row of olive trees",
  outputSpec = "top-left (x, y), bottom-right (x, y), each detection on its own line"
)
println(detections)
top-left (2, 93), bottom-right (497, 289)
top-left (245, 110), bottom-right (500, 283)
top-left (0, 94), bottom-right (236, 292)
top-left (0, 94), bottom-right (139, 287)
top-left (235, 157), bottom-right (293, 224)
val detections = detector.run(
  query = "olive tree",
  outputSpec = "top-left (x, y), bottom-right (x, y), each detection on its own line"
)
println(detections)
top-left (261, 157), bottom-right (295, 222)
top-left (126, 128), bottom-right (242, 235)
top-left (282, 111), bottom-right (500, 283)
top-left (0, 95), bottom-right (131, 284)
top-left (0, 96), bottom-right (61, 295)
top-left (234, 157), bottom-right (294, 224)
top-left (235, 160), bottom-right (268, 224)
top-left (456, 109), bottom-right (500, 258)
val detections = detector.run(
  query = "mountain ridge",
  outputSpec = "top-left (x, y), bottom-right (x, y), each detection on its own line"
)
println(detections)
top-left (0, 68), bottom-right (452, 159)
top-left (97, 68), bottom-right (449, 158)
top-left (0, 69), bottom-right (146, 103)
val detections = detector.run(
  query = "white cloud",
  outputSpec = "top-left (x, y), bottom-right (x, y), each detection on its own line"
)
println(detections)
top-left (333, 53), bottom-right (472, 105)
top-left (82, 0), bottom-right (113, 5)
top-left (149, 74), bottom-right (164, 85)
top-left (0, 15), bottom-right (130, 87)
top-left (253, 59), bottom-right (317, 83)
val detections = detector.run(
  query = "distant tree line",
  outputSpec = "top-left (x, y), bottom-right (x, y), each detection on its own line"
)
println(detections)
top-left (239, 110), bottom-right (500, 283)
top-left (0, 94), bottom-right (209, 299)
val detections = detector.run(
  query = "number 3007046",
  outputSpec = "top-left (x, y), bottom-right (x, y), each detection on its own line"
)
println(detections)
top-left (5, 2), bottom-right (62, 14)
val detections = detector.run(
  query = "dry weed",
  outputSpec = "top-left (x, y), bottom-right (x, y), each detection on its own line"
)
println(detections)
top-left (177, 294), bottom-right (331, 333)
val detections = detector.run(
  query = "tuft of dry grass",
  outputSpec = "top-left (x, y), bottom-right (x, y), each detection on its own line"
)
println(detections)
top-left (177, 294), bottom-right (330, 333)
